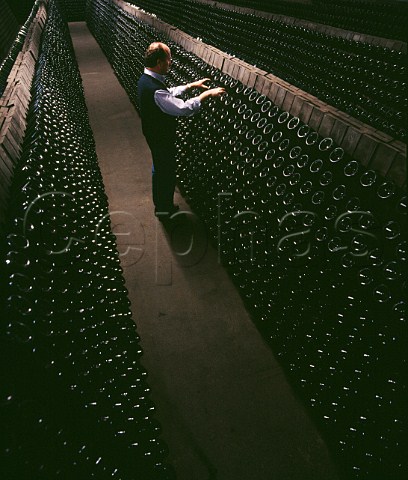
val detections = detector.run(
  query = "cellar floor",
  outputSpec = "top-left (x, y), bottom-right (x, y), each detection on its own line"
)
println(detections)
top-left (69, 21), bottom-right (340, 480)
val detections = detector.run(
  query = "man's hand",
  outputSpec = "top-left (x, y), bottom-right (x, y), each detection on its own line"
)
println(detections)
top-left (188, 78), bottom-right (211, 90)
top-left (199, 87), bottom-right (226, 102)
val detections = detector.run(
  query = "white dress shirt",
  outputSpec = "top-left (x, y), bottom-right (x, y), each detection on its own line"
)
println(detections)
top-left (144, 68), bottom-right (201, 117)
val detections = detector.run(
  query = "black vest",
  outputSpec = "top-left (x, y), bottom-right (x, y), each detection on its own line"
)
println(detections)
top-left (137, 73), bottom-right (177, 149)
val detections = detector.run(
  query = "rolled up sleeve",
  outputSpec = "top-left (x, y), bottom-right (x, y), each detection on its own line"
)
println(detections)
top-left (168, 85), bottom-right (188, 97)
top-left (154, 89), bottom-right (201, 117)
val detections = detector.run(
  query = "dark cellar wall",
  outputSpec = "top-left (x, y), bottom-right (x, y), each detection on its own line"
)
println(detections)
top-left (4, 0), bottom-right (35, 23)
top-left (0, 0), bottom-right (19, 62)
top-left (56, 0), bottom-right (86, 21)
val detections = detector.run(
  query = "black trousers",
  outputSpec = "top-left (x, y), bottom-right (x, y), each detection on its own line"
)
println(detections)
top-left (149, 141), bottom-right (177, 212)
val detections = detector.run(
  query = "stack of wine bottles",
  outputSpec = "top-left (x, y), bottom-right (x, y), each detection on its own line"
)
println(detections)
top-left (86, 0), bottom-right (153, 108)
top-left (127, 0), bottom-right (407, 142)
top-left (1, 1), bottom-right (174, 478)
top-left (87, 1), bottom-right (406, 479)
top-left (217, 0), bottom-right (407, 41)
top-left (0, 0), bottom-right (44, 96)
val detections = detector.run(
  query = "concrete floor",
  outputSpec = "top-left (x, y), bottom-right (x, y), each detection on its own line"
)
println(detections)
top-left (69, 22), bottom-right (340, 480)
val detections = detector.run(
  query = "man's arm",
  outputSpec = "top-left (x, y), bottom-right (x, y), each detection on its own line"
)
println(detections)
top-left (154, 83), bottom-right (225, 116)
top-left (168, 78), bottom-right (211, 98)
top-left (154, 90), bottom-right (201, 116)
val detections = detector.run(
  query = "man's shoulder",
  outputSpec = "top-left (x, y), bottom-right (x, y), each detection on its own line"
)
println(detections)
top-left (139, 73), bottom-right (158, 86)
top-left (138, 72), bottom-right (149, 83)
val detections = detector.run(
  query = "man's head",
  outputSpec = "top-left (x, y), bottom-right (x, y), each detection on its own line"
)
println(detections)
top-left (144, 42), bottom-right (172, 75)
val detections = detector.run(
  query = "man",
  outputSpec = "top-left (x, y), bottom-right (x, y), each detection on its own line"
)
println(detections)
top-left (137, 42), bottom-right (225, 220)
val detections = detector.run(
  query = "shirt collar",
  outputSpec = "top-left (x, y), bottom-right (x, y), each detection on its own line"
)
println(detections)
top-left (144, 68), bottom-right (166, 84)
